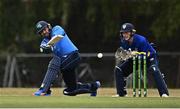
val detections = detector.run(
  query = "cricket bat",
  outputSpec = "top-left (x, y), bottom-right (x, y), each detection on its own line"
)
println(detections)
top-left (47, 35), bottom-right (62, 46)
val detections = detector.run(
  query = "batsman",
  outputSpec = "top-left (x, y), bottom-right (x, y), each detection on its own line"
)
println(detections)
top-left (33, 20), bottom-right (100, 96)
top-left (114, 23), bottom-right (169, 97)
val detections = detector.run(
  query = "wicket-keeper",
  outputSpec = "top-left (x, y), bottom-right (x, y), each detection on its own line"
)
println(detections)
top-left (114, 23), bottom-right (169, 97)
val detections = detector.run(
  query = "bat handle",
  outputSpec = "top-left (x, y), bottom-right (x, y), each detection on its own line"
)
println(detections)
top-left (46, 44), bottom-right (51, 48)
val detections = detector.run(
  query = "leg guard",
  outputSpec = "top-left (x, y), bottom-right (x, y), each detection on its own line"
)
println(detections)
top-left (40, 56), bottom-right (61, 92)
top-left (149, 64), bottom-right (169, 96)
top-left (114, 60), bottom-right (133, 96)
top-left (114, 66), bottom-right (127, 96)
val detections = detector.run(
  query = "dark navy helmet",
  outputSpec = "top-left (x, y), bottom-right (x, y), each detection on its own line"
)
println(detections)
top-left (120, 23), bottom-right (136, 33)
top-left (36, 21), bottom-right (49, 34)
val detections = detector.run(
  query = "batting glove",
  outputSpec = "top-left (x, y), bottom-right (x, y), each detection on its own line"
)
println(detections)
top-left (40, 44), bottom-right (53, 53)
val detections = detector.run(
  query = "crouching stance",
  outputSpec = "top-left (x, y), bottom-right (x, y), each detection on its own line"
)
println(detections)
top-left (114, 23), bottom-right (169, 97)
top-left (33, 21), bottom-right (100, 96)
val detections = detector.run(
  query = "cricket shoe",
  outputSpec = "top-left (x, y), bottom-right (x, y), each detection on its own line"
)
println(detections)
top-left (161, 94), bottom-right (169, 97)
top-left (90, 81), bottom-right (101, 96)
top-left (33, 89), bottom-right (51, 96)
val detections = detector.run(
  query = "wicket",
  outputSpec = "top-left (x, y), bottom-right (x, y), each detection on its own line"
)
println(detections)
top-left (132, 52), bottom-right (147, 97)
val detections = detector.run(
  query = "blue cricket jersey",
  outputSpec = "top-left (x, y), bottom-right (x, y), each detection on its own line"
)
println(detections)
top-left (40, 25), bottom-right (78, 57)
top-left (120, 34), bottom-right (156, 58)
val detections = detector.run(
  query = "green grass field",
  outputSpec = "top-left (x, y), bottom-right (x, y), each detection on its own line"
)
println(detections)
top-left (0, 88), bottom-right (180, 108)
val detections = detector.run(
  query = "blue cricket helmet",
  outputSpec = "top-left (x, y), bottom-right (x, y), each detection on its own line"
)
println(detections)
top-left (120, 23), bottom-right (136, 33)
top-left (36, 21), bottom-right (49, 34)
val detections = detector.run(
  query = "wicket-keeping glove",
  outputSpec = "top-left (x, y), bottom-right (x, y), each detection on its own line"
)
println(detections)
top-left (115, 47), bottom-right (136, 62)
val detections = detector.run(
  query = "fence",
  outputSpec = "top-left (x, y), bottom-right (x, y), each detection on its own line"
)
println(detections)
top-left (0, 52), bottom-right (180, 88)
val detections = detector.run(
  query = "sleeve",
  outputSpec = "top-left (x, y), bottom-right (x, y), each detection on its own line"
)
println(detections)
top-left (51, 26), bottom-right (66, 38)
